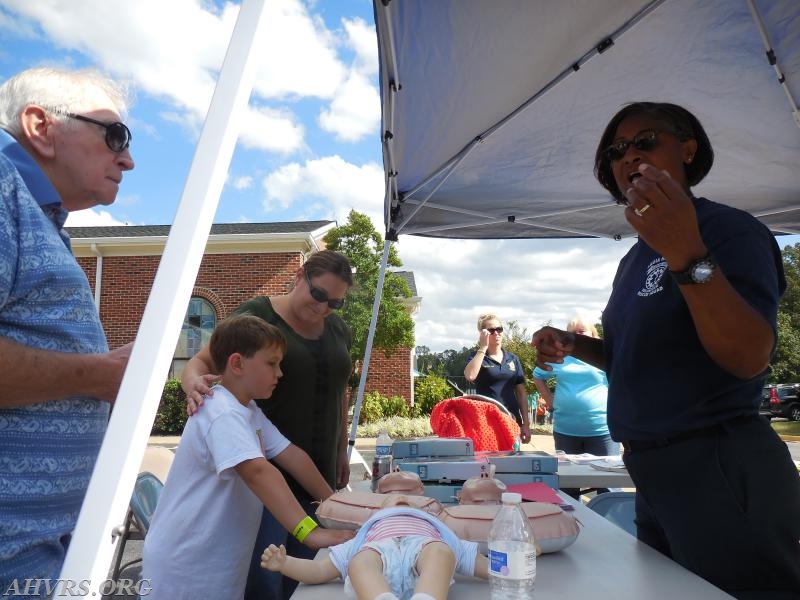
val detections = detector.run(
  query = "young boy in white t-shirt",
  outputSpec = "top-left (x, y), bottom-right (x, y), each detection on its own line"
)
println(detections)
top-left (143, 314), bottom-right (353, 599)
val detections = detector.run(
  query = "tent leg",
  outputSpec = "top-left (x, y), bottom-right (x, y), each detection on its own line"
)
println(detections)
top-left (348, 240), bottom-right (392, 459)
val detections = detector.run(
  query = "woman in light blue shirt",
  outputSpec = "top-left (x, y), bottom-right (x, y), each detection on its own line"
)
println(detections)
top-left (533, 317), bottom-right (619, 459)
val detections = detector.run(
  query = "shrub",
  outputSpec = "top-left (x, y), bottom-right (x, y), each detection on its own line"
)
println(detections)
top-left (358, 391), bottom-right (387, 424)
top-left (152, 379), bottom-right (189, 434)
top-left (413, 374), bottom-right (451, 416)
top-left (358, 392), bottom-right (411, 423)
top-left (357, 416), bottom-right (433, 439)
top-left (384, 395), bottom-right (410, 418)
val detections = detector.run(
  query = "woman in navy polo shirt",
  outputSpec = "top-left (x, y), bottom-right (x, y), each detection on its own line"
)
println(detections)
top-left (532, 102), bottom-right (800, 598)
top-left (464, 313), bottom-right (531, 444)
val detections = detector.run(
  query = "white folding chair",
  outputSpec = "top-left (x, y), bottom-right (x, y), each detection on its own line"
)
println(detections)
top-left (109, 472), bottom-right (164, 581)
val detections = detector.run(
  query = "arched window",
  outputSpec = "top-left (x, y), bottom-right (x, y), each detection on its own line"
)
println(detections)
top-left (171, 297), bottom-right (217, 379)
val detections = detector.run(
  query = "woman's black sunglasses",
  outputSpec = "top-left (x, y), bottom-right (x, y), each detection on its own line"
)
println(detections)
top-left (66, 113), bottom-right (132, 153)
top-left (486, 327), bottom-right (504, 334)
top-left (603, 128), bottom-right (666, 162)
top-left (305, 271), bottom-right (345, 310)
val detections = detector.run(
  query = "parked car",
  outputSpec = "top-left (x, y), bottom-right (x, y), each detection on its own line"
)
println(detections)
top-left (759, 386), bottom-right (774, 420)
top-left (763, 383), bottom-right (800, 421)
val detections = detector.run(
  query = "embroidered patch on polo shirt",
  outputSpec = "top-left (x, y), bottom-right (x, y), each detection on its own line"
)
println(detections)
top-left (637, 257), bottom-right (667, 297)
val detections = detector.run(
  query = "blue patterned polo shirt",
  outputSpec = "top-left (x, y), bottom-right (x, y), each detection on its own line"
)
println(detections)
top-left (0, 129), bottom-right (109, 582)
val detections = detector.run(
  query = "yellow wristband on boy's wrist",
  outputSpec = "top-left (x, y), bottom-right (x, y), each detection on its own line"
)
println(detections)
top-left (292, 516), bottom-right (318, 543)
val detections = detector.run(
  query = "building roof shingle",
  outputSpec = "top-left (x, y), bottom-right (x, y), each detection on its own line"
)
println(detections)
top-left (65, 220), bottom-right (334, 239)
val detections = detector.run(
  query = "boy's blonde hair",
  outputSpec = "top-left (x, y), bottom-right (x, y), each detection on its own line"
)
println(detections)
top-left (209, 314), bottom-right (286, 373)
top-left (477, 313), bottom-right (502, 331)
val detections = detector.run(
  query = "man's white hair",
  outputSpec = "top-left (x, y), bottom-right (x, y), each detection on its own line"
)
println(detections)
top-left (0, 67), bottom-right (131, 135)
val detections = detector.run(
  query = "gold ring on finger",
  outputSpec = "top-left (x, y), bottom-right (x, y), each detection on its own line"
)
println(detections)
top-left (634, 203), bottom-right (652, 217)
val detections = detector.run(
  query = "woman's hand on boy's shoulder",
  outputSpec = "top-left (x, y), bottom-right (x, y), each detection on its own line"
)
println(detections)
top-left (183, 373), bottom-right (222, 415)
top-left (304, 526), bottom-right (354, 550)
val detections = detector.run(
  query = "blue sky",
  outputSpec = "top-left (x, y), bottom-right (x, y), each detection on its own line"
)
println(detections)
top-left (1, 0), bottom-right (796, 352)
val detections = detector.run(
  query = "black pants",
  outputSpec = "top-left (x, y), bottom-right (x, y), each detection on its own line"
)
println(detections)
top-left (623, 416), bottom-right (800, 599)
top-left (244, 498), bottom-right (317, 600)
top-left (554, 431), bottom-right (620, 499)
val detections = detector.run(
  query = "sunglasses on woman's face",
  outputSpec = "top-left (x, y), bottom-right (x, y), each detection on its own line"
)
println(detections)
top-left (66, 113), bottom-right (132, 153)
top-left (603, 128), bottom-right (666, 162)
top-left (305, 271), bottom-right (345, 310)
top-left (486, 327), bottom-right (503, 334)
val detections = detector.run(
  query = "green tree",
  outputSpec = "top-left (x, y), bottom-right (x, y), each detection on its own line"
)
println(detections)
top-left (415, 345), bottom-right (474, 378)
top-left (771, 243), bottom-right (800, 382)
top-left (323, 210), bottom-right (415, 363)
top-left (771, 312), bottom-right (800, 382)
top-left (415, 345), bottom-right (446, 376)
top-left (413, 373), bottom-right (452, 416)
top-left (498, 320), bottom-right (538, 393)
top-left (780, 243), bottom-right (800, 328)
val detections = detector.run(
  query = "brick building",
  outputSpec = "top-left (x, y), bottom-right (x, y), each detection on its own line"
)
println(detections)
top-left (66, 221), bottom-right (420, 403)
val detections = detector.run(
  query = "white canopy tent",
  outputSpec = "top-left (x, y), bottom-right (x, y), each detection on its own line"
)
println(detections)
top-left (349, 0), bottom-right (800, 441)
top-left (374, 0), bottom-right (800, 241)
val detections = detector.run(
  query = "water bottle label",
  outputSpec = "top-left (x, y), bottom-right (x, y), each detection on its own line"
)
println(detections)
top-left (488, 545), bottom-right (536, 580)
top-left (375, 445), bottom-right (392, 456)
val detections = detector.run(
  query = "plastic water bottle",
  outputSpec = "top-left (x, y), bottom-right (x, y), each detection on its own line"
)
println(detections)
top-left (371, 430), bottom-right (393, 491)
top-left (488, 492), bottom-right (536, 599)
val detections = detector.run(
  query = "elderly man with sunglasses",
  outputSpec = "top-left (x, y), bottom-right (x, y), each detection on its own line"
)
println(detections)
top-left (0, 67), bottom-right (135, 583)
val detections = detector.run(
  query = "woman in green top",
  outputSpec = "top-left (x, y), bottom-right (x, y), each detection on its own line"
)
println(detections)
top-left (181, 249), bottom-right (354, 600)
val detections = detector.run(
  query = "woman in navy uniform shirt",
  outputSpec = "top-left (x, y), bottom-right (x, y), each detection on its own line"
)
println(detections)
top-left (532, 102), bottom-right (800, 598)
top-left (464, 313), bottom-right (531, 444)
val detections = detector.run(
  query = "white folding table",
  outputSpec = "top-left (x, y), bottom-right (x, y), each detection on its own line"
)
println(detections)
top-left (556, 461), bottom-right (634, 489)
top-left (290, 495), bottom-right (732, 599)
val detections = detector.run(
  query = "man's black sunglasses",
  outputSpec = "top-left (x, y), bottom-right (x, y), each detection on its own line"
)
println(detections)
top-left (66, 113), bottom-right (132, 153)
top-left (603, 128), bottom-right (667, 162)
top-left (486, 327), bottom-right (504, 334)
top-left (305, 271), bottom-right (345, 310)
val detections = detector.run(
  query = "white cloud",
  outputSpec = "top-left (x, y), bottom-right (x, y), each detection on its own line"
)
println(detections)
top-left (318, 70), bottom-right (380, 141)
top-left (397, 236), bottom-right (635, 352)
top-left (317, 16), bottom-right (380, 141)
top-left (343, 17), bottom-right (378, 75)
top-left (0, 6), bottom-right (38, 40)
top-left (252, 0), bottom-right (345, 99)
top-left (231, 175), bottom-right (253, 190)
top-left (262, 155), bottom-right (384, 224)
top-left (65, 207), bottom-right (128, 227)
top-left (238, 105), bottom-right (305, 154)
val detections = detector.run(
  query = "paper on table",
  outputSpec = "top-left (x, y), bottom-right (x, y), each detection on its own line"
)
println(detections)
top-left (563, 453), bottom-right (621, 464)
top-left (506, 481), bottom-right (564, 505)
top-left (589, 457), bottom-right (627, 472)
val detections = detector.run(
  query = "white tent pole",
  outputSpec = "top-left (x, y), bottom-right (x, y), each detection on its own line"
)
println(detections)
top-left (57, 0), bottom-right (267, 593)
top-left (375, 2), bottom-right (401, 232)
top-left (395, 146), bottom-right (475, 234)
top-left (348, 240), bottom-right (391, 458)
top-left (746, 0), bottom-right (800, 127)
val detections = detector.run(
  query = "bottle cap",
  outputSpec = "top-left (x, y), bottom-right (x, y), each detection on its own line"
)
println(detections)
top-left (501, 492), bottom-right (522, 504)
